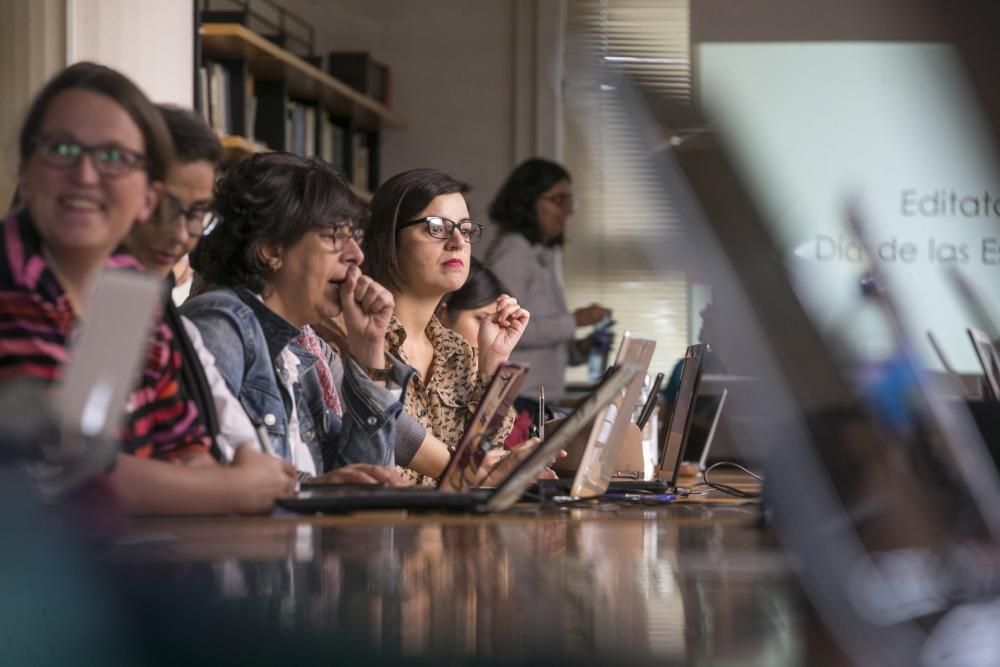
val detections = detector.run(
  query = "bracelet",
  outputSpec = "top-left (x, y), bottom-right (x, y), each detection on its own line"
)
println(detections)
top-left (363, 365), bottom-right (392, 382)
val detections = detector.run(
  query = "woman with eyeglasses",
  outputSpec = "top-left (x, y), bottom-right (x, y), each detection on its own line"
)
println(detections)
top-left (363, 168), bottom-right (530, 485)
top-left (484, 158), bottom-right (612, 406)
top-left (0, 62), bottom-right (297, 516)
top-left (183, 152), bottom-right (413, 485)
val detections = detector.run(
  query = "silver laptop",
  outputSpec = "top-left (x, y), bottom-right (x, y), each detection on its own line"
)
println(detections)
top-left (570, 332), bottom-right (656, 497)
top-left (31, 269), bottom-right (162, 496)
top-left (278, 363), bottom-right (641, 514)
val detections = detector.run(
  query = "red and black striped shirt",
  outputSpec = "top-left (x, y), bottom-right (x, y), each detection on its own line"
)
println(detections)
top-left (0, 211), bottom-right (210, 460)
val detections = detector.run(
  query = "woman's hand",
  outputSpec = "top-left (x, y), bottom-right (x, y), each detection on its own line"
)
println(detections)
top-left (226, 445), bottom-right (299, 513)
top-left (476, 439), bottom-right (560, 486)
top-left (477, 294), bottom-right (530, 375)
top-left (311, 464), bottom-right (409, 487)
top-left (340, 266), bottom-right (395, 369)
top-left (573, 303), bottom-right (611, 327)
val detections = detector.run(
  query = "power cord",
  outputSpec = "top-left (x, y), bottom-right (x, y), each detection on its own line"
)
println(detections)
top-left (702, 461), bottom-right (763, 499)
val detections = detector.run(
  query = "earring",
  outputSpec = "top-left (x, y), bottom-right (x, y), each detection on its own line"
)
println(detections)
top-left (269, 259), bottom-right (280, 270)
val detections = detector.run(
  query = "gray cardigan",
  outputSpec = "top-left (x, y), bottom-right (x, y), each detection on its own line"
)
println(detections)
top-left (483, 232), bottom-right (582, 401)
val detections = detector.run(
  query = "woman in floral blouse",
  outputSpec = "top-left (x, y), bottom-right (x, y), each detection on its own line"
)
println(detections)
top-left (363, 169), bottom-right (530, 484)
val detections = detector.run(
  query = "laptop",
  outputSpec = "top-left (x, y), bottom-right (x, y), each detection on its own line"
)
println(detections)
top-left (605, 343), bottom-right (708, 493)
top-left (29, 269), bottom-right (162, 497)
top-left (681, 388), bottom-right (728, 472)
top-left (277, 363), bottom-right (641, 514)
top-left (967, 327), bottom-right (1000, 400)
top-left (569, 332), bottom-right (656, 497)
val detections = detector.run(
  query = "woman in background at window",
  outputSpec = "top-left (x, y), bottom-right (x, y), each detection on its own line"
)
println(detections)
top-left (363, 168), bottom-right (530, 484)
top-left (484, 158), bottom-right (612, 408)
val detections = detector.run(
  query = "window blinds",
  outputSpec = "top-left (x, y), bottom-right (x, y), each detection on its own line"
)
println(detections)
top-left (562, 0), bottom-right (693, 383)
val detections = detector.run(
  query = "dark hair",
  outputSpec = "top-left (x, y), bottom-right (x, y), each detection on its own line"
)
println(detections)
top-left (488, 158), bottom-right (570, 245)
top-left (363, 168), bottom-right (471, 291)
top-left (190, 152), bottom-right (361, 293)
top-left (441, 257), bottom-right (507, 317)
top-left (19, 62), bottom-right (173, 182)
top-left (156, 104), bottom-right (221, 166)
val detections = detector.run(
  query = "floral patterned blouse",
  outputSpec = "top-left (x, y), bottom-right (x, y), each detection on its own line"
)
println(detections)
top-left (386, 314), bottom-right (515, 485)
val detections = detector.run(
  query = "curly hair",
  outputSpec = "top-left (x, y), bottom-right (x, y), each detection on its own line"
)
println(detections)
top-left (190, 152), bottom-right (360, 293)
top-left (363, 168), bottom-right (471, 291)
top-left (488, 158), bottom-right (570, 246)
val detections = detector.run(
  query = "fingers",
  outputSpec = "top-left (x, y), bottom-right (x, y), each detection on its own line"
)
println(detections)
top-left (358, 464), bottom-right (408, 487)
top-left (333, 464), bottom-right (407, 487)
top-left (493, 295), bottom-right (528, 328)
top-left (334, 468), bottom-right (379, 485)
top-left (358, 278), bottom-right (394, 315)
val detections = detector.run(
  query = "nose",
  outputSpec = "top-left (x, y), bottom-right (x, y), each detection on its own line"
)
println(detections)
top-left (163, 212), bottom-right (194, 243)
top-left (341, 237), bottom-right (364, 265)
top-left (69, 152), bottom-right (101, 184)
top-left (444, 225), bottom-right (464, 249)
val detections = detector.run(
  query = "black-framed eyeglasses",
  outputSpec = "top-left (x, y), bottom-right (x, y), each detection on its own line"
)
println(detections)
top-left (162, 192), bottom-right (214, 237)
top-left (322, 221), bottom-right (365, 251)
top-left (30, 136), bottom-right (146, 178)
top-left (398, 216), bottom-right (484, 244)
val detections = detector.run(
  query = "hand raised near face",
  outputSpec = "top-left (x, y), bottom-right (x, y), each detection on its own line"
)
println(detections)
top-left (477, 294), bottom-right (530, 374)
top-left (339, 265), bottom-right (394, 369)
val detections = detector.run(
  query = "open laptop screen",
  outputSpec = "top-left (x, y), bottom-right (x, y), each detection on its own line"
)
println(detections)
top-left (656, 344), bottom-right (707, 486)
top-left (681, 388), bottom-right (728, 471)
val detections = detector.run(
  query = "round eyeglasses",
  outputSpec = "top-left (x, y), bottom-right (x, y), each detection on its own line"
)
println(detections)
top-left (31, 136), bottom-right (146, 178)
top-left (323, 221), bottom-right (365, 251)
top-left (161, 192), bottom-right (215, 237)
top-left (398, 216), bottom-right (484, 244)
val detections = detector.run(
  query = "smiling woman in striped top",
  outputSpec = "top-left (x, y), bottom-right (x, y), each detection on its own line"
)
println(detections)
top-left (0, 62), bottom-right (297, 517)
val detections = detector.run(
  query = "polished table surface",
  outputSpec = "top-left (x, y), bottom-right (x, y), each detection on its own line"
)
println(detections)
top-left (100, 475), bottom-right (812, 666)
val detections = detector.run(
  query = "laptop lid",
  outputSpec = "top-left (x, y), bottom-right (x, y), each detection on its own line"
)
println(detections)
top-left (31, 270), bottom-right (160, 496)
top-left (55, 270), bottom-right (161, 456)
top-left (682, 387), bottom-right (728, 470)
top-left (967, 327), bottom-right (1000, 400)
top-left (656, 344), bottom-right (708, 487)
top-left (438, 362), bottom-right (528, 491)
top-left (484, 363), bottom-right (641, 512)
top-left (570, 332), bottom-right (656, 497)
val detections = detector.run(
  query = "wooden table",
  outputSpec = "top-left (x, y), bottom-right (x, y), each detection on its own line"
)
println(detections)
top-left (92, 473), bottom-right (819, 665)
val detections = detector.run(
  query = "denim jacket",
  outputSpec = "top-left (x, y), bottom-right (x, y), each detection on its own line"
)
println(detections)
top-left (180, 287), bottom-right (414, 472)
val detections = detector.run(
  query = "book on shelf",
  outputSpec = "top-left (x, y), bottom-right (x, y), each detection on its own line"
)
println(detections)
top-left (303, 106), bottom-right (316, 157)
top-left (352, 133), bottom-right (369, 190)
top-left (197, 66), bottom-right (210, 124)
top-left (319, 114), bottom-right (334, 164)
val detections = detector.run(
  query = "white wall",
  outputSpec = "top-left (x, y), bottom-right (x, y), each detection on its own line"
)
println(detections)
top-left (67, 0), bottom-right (193, 106)
top-left (280, 0), bottom-right (563, 226)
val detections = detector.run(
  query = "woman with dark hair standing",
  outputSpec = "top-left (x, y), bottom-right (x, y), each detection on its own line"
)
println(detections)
top-left (363, 168), bottom-right (530, 484)
top-left (484, 158), bottom-right (612, 404)
top-left (183, 152), bottom-right (412, 483)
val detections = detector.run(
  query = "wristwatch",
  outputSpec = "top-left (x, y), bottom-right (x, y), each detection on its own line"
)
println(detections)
top-left (362, 364), bottom-right (392, 382)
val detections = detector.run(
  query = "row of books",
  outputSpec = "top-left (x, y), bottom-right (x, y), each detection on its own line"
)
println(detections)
top-left (197, 61), bottom-right (370, 188)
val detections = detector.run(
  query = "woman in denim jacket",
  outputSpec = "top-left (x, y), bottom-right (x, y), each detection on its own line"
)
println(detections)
top-left (182, 153), bottom-right (416, 483)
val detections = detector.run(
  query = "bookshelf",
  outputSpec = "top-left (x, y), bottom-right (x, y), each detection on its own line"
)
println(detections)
top-left (198, 22), bottom-right (404, 197)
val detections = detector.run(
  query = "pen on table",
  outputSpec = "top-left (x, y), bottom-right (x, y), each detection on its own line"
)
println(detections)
top-left (538, 386), bottom-right (545, 441)
top-left (636, 372), bottom-right (665, 430)
top-left (602, 492), bottom-right (676, 502)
